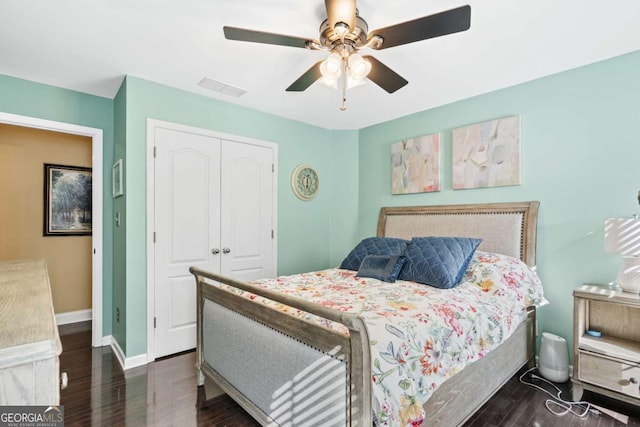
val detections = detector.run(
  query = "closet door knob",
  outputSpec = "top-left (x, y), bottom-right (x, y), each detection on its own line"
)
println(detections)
top-left (211, 248), bottom-right (220, 254)
top-left (222, 248), bottom-right (231, 254)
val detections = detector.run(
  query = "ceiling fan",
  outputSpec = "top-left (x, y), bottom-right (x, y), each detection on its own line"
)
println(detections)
top-left (223, 0), bottom-right (471, 109)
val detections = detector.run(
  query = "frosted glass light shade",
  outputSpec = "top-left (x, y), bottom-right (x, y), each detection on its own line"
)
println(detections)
top-left (319, 77), bottom-right (338, 89)
top-left (346, 76), bottom-right (366, 89)
top-left (347, 53), bottom-right (371, 79)
top-left (320, 53), bottom-right (342, 80)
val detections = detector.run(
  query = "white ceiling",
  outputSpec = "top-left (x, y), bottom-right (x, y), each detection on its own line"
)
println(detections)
top-left (1, 0), bottom-right (639, 130)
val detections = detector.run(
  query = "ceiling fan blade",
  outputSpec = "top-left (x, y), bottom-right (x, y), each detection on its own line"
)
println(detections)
top-left (324, 0), bottom-right (356, 31)
top-left (224, 26), bottom-right (313, 49)
top-left (286, 61), bottom-right (323, 92)
top-left (370, 5), bottom-right (471, 50)
top-left (363, 56), bottom-right (408, 93)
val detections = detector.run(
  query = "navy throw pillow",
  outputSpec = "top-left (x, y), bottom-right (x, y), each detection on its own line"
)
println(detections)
top-left (356, 255), bottom-right (407, 283)
top-left (340, 237), bottom-right (409, 271)
top-left (398, 237), bottom-right (482, 289)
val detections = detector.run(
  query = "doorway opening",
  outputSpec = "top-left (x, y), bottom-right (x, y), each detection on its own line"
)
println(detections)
top-left (0, 112), bottom-right (104, 347)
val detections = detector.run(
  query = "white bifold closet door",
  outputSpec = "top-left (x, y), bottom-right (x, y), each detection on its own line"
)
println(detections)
top-left (154, 127), bottom-right (275, 358)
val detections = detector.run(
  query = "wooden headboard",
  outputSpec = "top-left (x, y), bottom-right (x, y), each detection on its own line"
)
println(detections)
top-left (377, 201), bottom-right (539, 267)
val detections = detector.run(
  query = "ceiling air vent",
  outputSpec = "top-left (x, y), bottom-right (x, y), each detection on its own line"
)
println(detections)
top-left (198, 77), bottom-right (247, 97)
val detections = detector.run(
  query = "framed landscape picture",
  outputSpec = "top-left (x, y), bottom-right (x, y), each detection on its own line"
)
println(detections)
top-left (43, 163), bottom-right (92, 236)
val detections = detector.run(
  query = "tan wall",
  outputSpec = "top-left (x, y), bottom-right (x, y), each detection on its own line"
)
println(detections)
top-left (0, 123), bottom-right (92, 314)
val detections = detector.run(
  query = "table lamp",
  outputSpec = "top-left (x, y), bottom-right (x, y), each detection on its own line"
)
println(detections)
top-left (604, 217), bottom-right (640, 293)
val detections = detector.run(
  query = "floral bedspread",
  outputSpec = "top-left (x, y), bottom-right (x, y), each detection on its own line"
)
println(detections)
top-left (218, 251), bottom-right (545, 426)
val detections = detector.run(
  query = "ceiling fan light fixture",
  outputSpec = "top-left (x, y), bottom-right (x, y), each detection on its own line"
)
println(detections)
top-left (347, 53), bottom-right (371, 79)
top-left (320, 52), bottom-right (342, 80)
top-left (223, 3), bottom-right (473, 102)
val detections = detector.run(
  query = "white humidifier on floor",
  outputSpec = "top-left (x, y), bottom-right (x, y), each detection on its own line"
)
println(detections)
top-left (538, 332), bottom-right (569, 383)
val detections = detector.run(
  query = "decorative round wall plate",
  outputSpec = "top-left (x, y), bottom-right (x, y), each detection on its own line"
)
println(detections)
top-left (291, 164), bottom-right (319, 200)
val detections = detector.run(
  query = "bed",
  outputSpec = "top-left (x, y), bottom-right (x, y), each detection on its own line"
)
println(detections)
top-left (190, 201), bottom-right (542, 426)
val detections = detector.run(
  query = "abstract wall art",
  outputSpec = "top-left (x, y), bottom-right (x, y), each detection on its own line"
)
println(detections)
top-left (391, 133), bottom-right (440, 194)
top-left (452, 115), bottom-right (521, 190)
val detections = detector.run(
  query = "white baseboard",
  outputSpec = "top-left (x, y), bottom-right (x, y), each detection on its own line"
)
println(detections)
top-left (110, 336), bottom-right (149, 371)
top-left (56, 309), bottom-right (92, 325)
top-left (124, 353), bottom-right (148, 371)
top-left (102, 335), bottom-right (113, 347)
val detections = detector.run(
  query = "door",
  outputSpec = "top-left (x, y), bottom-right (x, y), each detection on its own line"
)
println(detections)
top-left (153, 127), bottom-right (276, 358)
top-left (220, 142), bottom-right (275, 281)
top-left (154, 128), bottom-right (221, 358)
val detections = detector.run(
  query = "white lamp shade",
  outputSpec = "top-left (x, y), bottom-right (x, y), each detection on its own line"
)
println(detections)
top-left (604, 217), bottom-right (640, 256)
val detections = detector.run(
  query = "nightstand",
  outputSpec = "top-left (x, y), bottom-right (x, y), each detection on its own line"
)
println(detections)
top-left (572, 284), bottom-right (640, 406)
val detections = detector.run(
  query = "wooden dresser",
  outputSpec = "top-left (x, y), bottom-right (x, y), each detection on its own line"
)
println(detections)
top-left (0, 259), bottom-right (63, 405)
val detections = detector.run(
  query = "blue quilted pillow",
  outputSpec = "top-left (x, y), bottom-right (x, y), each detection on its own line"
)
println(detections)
top-left (340, 237), bottom-right (409, 271)
top-left (398, 237), bottom-right (482, 289)
top-left (356, 255), bottom-right (407, 283)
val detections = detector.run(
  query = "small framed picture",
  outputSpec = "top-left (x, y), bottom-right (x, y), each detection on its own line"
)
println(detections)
top-left (112, 159), bottom-right (124, 198)
top-left (43, 163), bottom-right (92, 236)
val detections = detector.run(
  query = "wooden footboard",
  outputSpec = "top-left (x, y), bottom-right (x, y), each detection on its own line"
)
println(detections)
top-left (191, 267), bottom-right (372, 427)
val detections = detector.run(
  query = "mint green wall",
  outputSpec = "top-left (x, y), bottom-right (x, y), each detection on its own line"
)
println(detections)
top-left (329, 129), bottom-right (360, 266)
top-left (0, 74), bottom-right (115, 336)
top-left (358, 50), bottom-right (640, 358)
top-left (120, 76), bottom-right (358, 356)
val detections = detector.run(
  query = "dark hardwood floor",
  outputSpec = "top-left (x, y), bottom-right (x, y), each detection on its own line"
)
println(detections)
top-left (59, 322), bottom-right (640, 426)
